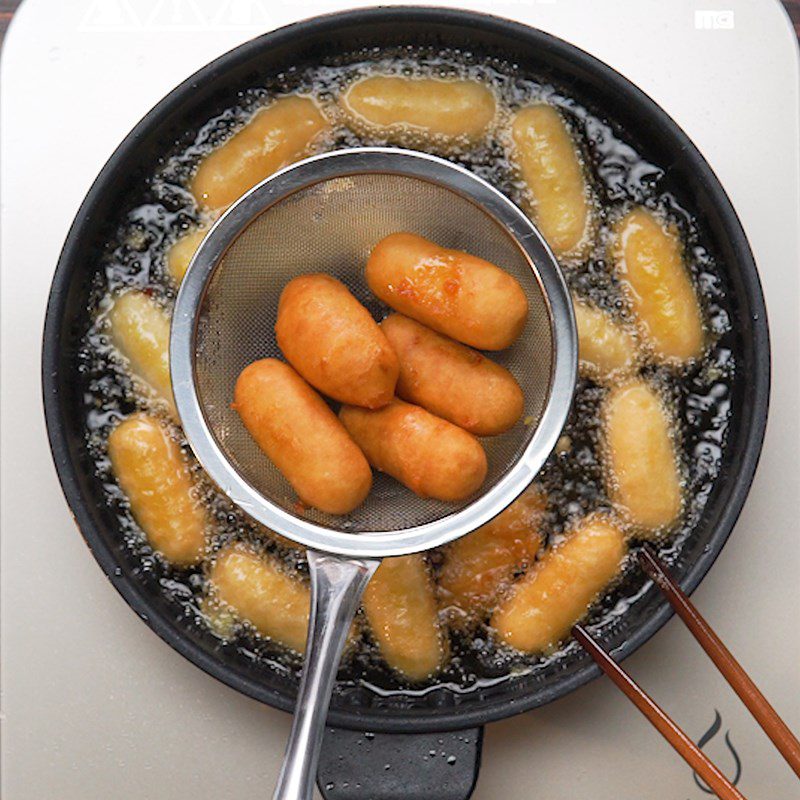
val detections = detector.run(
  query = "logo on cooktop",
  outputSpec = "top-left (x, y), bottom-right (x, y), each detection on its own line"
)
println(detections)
top-left (694, 10), bottom-right (736, 30)
top-left (79, 0), bottom-right (275, 32)
top-left (692, 710), bottom-right (742, 794)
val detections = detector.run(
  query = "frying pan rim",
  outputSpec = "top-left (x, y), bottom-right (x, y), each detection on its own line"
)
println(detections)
top-left (41, 5), bottom-right (771, 733)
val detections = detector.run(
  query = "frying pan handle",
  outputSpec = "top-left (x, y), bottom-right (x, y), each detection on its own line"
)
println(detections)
top-left (317, 725), bottom-right (484, 800)
top-left (273, 551), bottom-right (379, 800)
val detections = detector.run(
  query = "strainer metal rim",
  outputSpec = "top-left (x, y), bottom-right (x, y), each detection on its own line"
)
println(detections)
top-left (171, 147), bottom-right (577, 558)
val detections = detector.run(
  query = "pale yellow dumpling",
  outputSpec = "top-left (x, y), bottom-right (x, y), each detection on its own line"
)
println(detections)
top-left (613, 207), bottom-right (705, 364)
top-left (491, 515), bottom-right (627, 653)
top-left (603, 379), bottom-right (683, 533)
top-left (362, 554), bottom-right (446, 681)
top-left (107, 291), bottom-right (174, 415)
top-left (340, 76), bottom-right (496, 147)
top-left (572, 295), bottom-right (639, 382)
top-left (511, 105), bottom-right (592, 259)
top-left (108, 415), bottom-right (206, 566)
top-left (210, 545), bottom-right (310, 654)
top-left (166, 226), bottom-right (206, 284)
top-left (191, 95), bottom-right (329, 211)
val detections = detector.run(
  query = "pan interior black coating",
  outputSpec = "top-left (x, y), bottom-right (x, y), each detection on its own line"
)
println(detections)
top-left (42, 8), bottom-right (769, 733)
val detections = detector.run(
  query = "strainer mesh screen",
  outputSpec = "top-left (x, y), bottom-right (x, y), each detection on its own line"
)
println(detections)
top-left (195, 173), bottom-right (553, 533)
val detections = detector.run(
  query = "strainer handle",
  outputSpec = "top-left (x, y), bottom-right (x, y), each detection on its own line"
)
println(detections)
top-left (273, 550), bottom-right (380, 800)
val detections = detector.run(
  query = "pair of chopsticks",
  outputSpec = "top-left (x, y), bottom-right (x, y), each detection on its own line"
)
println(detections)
top-left (572, 544), bottom-right (800, 799)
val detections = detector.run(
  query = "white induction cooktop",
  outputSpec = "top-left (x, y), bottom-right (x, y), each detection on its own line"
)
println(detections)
top-left (2, 1), bottom-right (799, 798)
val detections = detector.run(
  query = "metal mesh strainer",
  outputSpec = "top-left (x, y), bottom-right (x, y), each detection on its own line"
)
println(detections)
top-left (170, 148), bottom-right (575, 800)
top-left (172, 148), bottom-right (575, 558)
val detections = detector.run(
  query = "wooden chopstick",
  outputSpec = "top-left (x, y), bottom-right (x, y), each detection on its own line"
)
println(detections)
top-left (638, 544), bottom-right (800, 779)
top-left (572, 623), bottom-right (746, 799)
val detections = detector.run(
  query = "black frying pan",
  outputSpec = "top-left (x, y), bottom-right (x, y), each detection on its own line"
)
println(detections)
top-left (42, 8), bottom-right (769, 799)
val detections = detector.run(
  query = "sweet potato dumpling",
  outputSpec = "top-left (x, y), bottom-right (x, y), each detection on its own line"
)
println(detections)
top-left (511, 105), bottom-right (593, 259)
top-left (108, 414), bottom-right (206, 566)
top-left (438, 486), bottom-right (546, 623)
top-left (339, 399), bottom-right (487, 502)
top-left (166, 226), bottom-right (206, 285)
top-left (340, 75), bottom-right (496, 148)
top-left (366, 232), bottom-right (528, 351)
top-left (612, 207), bottom-right (705, 364)
top-left (233, 359), bottom-right (372, 515)
top-left (276, 274), bottom-right (399, 408)
top-left (602, 379), bottom-right (683, 533)
top-left (381, 314), bottom-right (523, 435)
top-left (572, 294), bottom-right (639, 382)
top-left (491, 515), bottom-right (627, 653)
top-left (363, 555), bottom-right (446, 681)
top-left (107, 291), bottom-right (175, 415)
top-left (210, 545), bottom-right (310, 653)
top-left (191, 95), bottom-right (329, 211)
